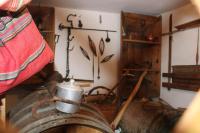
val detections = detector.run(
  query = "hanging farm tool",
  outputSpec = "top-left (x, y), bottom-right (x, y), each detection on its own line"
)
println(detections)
top-left (97, 38), bottom-right (105, 79)
top-left (88, 36), bottom-right (97, 80)
top-left (79, 46), bottom-right (90, 61)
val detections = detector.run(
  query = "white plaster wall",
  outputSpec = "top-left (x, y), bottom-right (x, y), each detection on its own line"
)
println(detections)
top-left (161, 4), bottom-right (200, 108)
top-left (54, 7), bottom-right (120, 93)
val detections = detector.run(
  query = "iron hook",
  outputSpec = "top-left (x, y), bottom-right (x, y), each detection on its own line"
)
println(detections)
top-left (67, 14), bottom-right (77, 27)
top-left (69, 45), bottom-right (75, 51)
top-left (69, 36), bottom-right (74, 42)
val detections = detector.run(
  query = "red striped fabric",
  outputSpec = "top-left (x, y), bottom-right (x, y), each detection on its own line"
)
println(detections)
top-left (0, 10), bottom-right (54, 94)
top-left (0, 0), bottom-right (31, 11)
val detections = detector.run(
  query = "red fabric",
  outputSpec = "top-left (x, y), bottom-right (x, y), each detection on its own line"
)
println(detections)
top-left (0, 0), bottom-right (31, 12)
top-left (0, 11), bottom-right (54, 94)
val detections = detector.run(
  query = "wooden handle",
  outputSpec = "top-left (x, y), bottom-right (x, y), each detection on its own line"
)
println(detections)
top-left (111, 70), bottom-right (148, 129)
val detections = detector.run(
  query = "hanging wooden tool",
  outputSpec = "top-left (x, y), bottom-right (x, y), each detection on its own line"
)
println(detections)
top-left (196, 28), bottom-right (199, 65)
top-left (111, 70), bottom-right (148, 130)
top-left (88, 36), bottom-right (97, 80)
top-left (168, 14), bottom-right (173, 90)
top-left (80, 46), bottom-right (90, 61)
top-left (101, 54), bottom-right (114, 63)
top-left (97, 38), bottom-right (105, 79)
top-left (97, 55), bottom-right (100, 79)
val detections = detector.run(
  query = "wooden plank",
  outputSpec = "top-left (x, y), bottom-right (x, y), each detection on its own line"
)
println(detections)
top-left (172, 78), bottom-right (200, 85)
top-left (172, 65), bottom-right (200, 73)
top-left (163, 73), bottom-right (200, 80)
top-left (168, 14), bottom-right (173, 90)
top-left (123, 68), bottom-right (160, 72)
top-left (123, 39), bottom-right (160, 45)
top-left (175, 18), bottom-right (200, 30)
top-left (162, 82), bottom-right (199, 91)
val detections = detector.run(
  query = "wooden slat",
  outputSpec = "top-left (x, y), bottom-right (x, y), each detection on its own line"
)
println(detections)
top-left (173, 78), bottom-right (200, 85)
top-left (162, 82), bottom-right (200, 91)
top-left (123, 68), bottom-right (160, 72)
top-left (123, 39), bottom-right (160, 45)
top-left (163, 73), bottom-right (200, 80)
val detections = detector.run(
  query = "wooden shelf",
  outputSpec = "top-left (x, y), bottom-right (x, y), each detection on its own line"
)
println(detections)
top-left (123, 39), bottom-right (160, 45)
top-left (123, 68), bottom-right (160, 72)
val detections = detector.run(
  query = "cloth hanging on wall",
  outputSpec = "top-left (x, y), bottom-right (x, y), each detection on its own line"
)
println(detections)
top-left (0, 9), bottom-right (54, 94)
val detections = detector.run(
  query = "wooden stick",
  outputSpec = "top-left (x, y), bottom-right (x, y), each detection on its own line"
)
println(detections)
top-left (111, 70), bottom-right (147, 129)
top-left (168, 14), bottom-right (173, 90)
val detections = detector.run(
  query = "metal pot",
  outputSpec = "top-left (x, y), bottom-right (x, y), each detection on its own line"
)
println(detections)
top-left (56, 79), bottom-right (83, 113)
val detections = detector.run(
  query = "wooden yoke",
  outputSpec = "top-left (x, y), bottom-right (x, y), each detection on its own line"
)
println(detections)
top-left (111, 70), bottom-right (148, 129)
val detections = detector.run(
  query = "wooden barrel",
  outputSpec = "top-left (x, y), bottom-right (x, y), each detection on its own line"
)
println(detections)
top-left (119, 100), bottom-right (183, 133)
top-left (9, 89), bottom-right (113, 133)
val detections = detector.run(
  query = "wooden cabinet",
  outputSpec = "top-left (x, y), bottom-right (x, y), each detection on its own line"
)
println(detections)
top-left (120, 12), bottom-right (161, 98)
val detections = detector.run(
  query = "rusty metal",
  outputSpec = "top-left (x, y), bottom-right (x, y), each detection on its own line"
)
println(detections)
top-left (9, 89), bottom-right (113, 133)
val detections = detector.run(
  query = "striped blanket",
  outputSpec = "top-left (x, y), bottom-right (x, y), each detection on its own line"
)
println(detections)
top-left (0, 0), bottom-right (31, 12)
top-left (0, 10), bottom-right (54, 94)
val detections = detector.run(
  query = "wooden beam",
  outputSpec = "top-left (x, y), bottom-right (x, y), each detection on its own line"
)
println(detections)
top-left (175, 19), bottom-right (200, 30)
top-left (162, 82), bottom-right (199, 91)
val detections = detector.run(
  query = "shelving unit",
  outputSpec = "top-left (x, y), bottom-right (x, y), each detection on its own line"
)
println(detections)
top-left (119, 11), bottom-right (161, 98)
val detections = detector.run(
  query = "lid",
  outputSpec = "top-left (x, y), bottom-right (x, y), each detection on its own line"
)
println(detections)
top-left (57, 79), bottom-right (82, 91)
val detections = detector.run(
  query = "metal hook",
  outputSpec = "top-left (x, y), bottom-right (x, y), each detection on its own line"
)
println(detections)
top-left (67, 14), bottom-right (77, 28)
top-left (69, 36), bottom-right (74, 42)
top-left (69, 45), bottom-right (75, 51)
